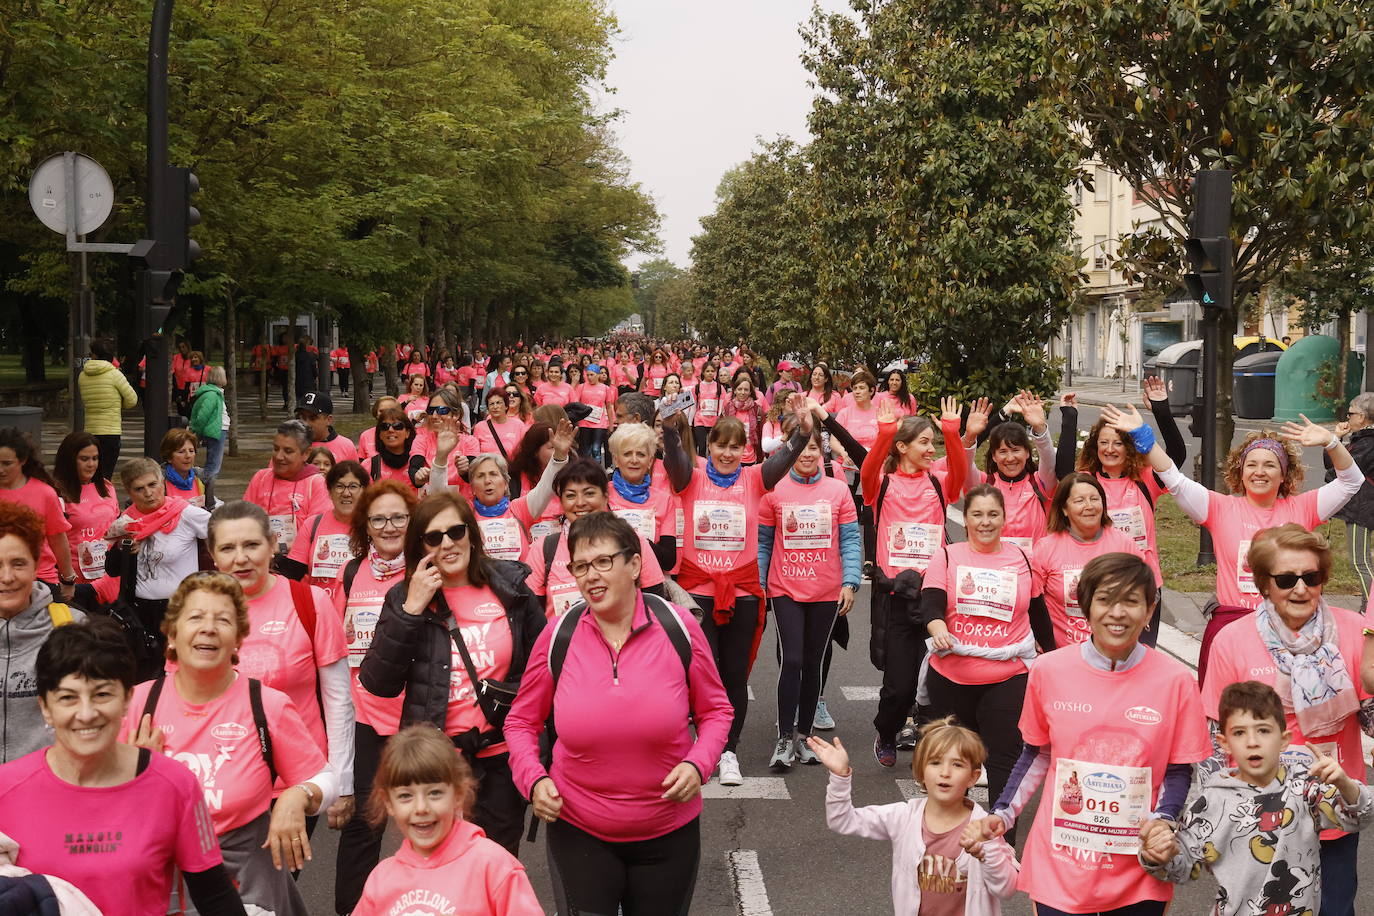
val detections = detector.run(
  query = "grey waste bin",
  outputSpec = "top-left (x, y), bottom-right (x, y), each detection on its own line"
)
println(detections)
top-left (1232, 350), bottom-right (1282, 420)
top-left (1151, 340), bottom-right (1202, 417)
top-left (0, 406), bottom-right (43, 454)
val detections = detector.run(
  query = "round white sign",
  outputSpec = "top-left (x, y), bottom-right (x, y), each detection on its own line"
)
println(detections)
top-left (28, 152), bottom-right (115, 236)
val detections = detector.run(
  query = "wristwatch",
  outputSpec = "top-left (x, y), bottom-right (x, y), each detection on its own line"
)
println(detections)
top-left (58, 574), bottom-right (77, 587)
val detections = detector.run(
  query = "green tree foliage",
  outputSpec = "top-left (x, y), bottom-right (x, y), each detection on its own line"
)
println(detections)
top-left (631, 257), bottom-right (682, 338)
top-left (800, 0), bottom-right (1080, 403)
top-left (1049, 0), bottom-right (1374, 470)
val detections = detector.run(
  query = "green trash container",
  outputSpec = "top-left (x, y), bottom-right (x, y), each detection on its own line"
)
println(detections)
top-left (1271, 335), bottom-right (1364, 423)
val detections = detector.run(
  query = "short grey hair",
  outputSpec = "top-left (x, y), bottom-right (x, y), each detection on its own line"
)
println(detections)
top-left (468, 453), bottom-right (510, 482)
top-left (276, 420), bottom-right (311, 450)
top-left (120, 456), bottom-right (161, 489)
top-left (206, 366), bottom-right (227, 387)
top-left (1351, 392), bottom-right (1374, 419)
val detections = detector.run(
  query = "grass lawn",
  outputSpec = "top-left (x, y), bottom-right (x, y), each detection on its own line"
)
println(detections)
top-left (0, 354), bottom-right (69, 385)
top-left (1154, 496), bottom-right (1364, 595)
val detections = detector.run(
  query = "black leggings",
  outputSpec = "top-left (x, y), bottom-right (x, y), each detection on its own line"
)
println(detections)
top-left (772, 595), bottom-right (838, 738)
top-left (696, 594), bottom-right (760, 753)
top-left (548, 817), bottom-right (700, 916)
top-left (1033, 901), bottom-right (1167, 916)
top-left (924, 668), bottom-right (1027, 843)
top-left (334, 723), bottom-right (387, 915)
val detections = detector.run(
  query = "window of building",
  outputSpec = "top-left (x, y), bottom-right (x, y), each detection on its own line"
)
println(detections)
top-left (1094, 167), bottom-right (1111, 202)
top-left (1093, 235), bottom-right (1109, 269)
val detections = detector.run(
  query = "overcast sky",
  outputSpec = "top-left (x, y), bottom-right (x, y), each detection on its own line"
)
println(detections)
top-left (602, 0), bottom-right (851, 269)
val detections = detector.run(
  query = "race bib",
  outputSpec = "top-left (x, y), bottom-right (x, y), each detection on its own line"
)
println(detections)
top-left (698, 398), bottom-right (719, 419)
top-left (269, 514), bottom-right (297, 551)
top-left (344, 596), bottom-right (383, 667)
top-left (675, 507), bottom-right (685, 548)
top-left (550, 582), bottom-right (582, 617)
top-left (887, 522), bottom-right (941, 569)
top-left (310, 534), bottom-right (353, 580)
top-left (586, 405), bottom-right (605, 424)
top-left (781, 503), bottom-right (833, 550)
top-left (1107, 505), bottom-right (1148, 551)
top-left (77, 539), bottom-right (107, 579)
top-left (694, 500), bottom-right (747, 552)
top-left (1238, 538), bottom-right (1258, 595)
top-left (478, 517), bottom-right (525, 561)
top-left (614, 507), bottom-right (658, 542)
top-left (530, 519), bottom-right (560, 541)
top-left (1062, 567), bottom-right (1085, 618)
top-left (1051, 758), bottom-right (1152, 854)
top-left (953, 566), bottom-right (1018, 622)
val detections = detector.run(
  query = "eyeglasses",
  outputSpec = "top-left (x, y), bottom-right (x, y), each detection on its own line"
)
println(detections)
top-left (367, 512), bottom-right (410, 530)
top-left (426, 405), bottom-right (451, 415)
top-left (378, 421), bottom-right (407, 431)
top-left (513, 371), bottom-right (528, 377)
top-left (506, 393), bottom-right (521, 401)
top-left (421, 523), bottom-right (468, 548)
top-left (1270, 570), bottom-right (1324, 589)
top-left (568, 549), bottom-right (632, 579)
top-left (333, 482), bottom-right (364, 493)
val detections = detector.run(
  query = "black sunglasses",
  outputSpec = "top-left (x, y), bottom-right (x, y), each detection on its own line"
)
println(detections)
top-left (1271, 570), bottom-right (1324, 589)
top-left (513, 370), bottom-right (528, 377)
top-left (378, 421), bottom-right (407, 431)
top-left (421, 523), bottom-right (468, 548)
top-left (426, 405), bottom-right (451, 415)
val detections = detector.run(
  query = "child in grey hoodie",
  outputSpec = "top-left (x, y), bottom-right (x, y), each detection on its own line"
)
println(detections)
top-left (1139, 680), bottom-right (1373, 916)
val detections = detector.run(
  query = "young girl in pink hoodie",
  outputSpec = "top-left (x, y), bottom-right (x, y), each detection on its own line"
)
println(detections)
top-left (808, 718), bottom-right (1020, 915)
top-left (352, 726), bottom-right (542, 916)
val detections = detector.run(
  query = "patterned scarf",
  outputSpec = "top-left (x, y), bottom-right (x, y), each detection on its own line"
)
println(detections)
top-left (368, 545), bottom-right (407, 580)
top-left (1256, 598), bottom-right (1358, 737)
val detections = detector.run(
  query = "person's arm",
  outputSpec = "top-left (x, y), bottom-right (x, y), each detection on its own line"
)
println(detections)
top-left (994, 742), bottom-right (1049, 827)
top-left (317, 659), bottom-right (355, 798)
top-left (651, 535), bottom-right (676, 573)
top-left (1055, 401), bottom-right (1079, 480)
top-left (1149, 389), bottom-right (1188, 470)
top-left (357, 588), bottom-right (424, 698)
top-left (1153, 762), bottom-right (1193, 821)
top-left (661, 423), bottom-right (695, 493)
top-left (1316, 451), bottom-right (1363, 520)
top-left (838, 520), bottom-right (862, 590)
top-left (1139, 816), bottom-right (1203, 884)
top-left (761, 427), bottom-right (811, 491)
top-left (821, 414), bottom-right (868, 467)
top-left (116, 371), bottom-right (139, 409)
top-left (758, 524), bottom-right (776, 592)
top-left (860, 418), bottom-right (898, 506)
top-left (1102, 404), bottom-right (1210, 523)
top-left (936, 397), bottom-right (968, 498)
top-left (824, 769), bottom-right (905, 840)
top-left (919, 588), bottom-right (949, 628)
top-left (181, 866), bottom-right (247, 916)
top-left (1028, 595), bottom-right (1055, 651)
top-left (48, 531), bottom-right (75, 585)
top-left (1362, 632), bottom-right (1374, 695)
top-left (524, 421), bottom-right (575, 516)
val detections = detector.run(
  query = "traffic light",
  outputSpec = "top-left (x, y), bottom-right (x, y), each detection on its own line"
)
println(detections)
top-left (142, 165), bottom-right (201, 270)
top-left (1184, 235), bottom-right (1232, 310)
top-left (138, 268), bottom-right (181, 338)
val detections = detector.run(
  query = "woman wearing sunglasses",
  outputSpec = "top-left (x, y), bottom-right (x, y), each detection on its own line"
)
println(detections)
top-left (503, 383), bottom-right (533, 423)
top-left (366, 407), bottom-right (427, 492)
top-left (359, 491), bottom-right (545, 856)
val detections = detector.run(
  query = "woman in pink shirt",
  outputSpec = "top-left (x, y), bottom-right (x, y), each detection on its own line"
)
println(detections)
top-left (359, 491), bottom-right (546, 855)
top-left (1105, 403), bottom-right (1361, 683)
top-left (1032, 473), bottom-right (1150, 648)
top-left (534, 361), bottom-right (575, 407)
top-left (241, 421), bottom-right (331, 556)
top-left (355, 396), bottom-right (400, 463)
top-left (127, 574), bottom-right (334, 916)
top-left (0, 427), bottom-right (76, 599)
top-left (506, 512), bottom-right (732, 915)
top-left (806, 364), bottom-right (842, 414)
top-left (476, 387), bottom-right (530, 461)
top-left (52, 432), bottom-right (119, 588)
top-left (970, 392), bottom-right (1061, 554)
top-left (873, 368), bottom-right (916, 418)
top-left (397, 373), bottom-right (432, 418)
top-left (282, 460), bottom-right (368, 595)
top-left (0, 617), bottom-right (242, 916)
top-left (691, 362), bottom-right (728, 455)
top-left (722, 372), bottom-right (765, 464)
top-left (575, 364), bottom-right (614, 464)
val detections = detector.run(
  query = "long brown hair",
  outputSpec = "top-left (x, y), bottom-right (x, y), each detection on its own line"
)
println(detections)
top-left (403, 491), bottom-right (490, 588)
top-left (882, 415), bottom-right (936, 474)
top-left (348, 479), bottom-right (420, 557)
top-left (1077, 417), bottom-right (1149, 480)
top-left (53, 431), bottom-right (109, 503)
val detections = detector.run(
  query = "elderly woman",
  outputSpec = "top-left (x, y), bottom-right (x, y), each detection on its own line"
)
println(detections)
top-left (0, 617), bottom-right (245, 916)
top-left (1202, 524), bottom-right (1369, 916)
top-left (607, 422), bottom-right (678, 572)
top-left (1105, 404), bottom-right (1362, 683)
top-left (208, 500), bottom-right (355, 836)
top-left (0, 501), bottom-right (87, 764)
top-left (505, 512), bottom-right (732, 915)
top-left (281, 460), bottom-right (369, 594)
top-left (127, 573), bottom-right (335, 916)
top-left (106, 457), bottom-right (212, 665)
top-left (1327, 390), bottom-right (1374, 604)
top-left (189, 364), bottom-right (229, 487)
top-left (242, 420), bottom-right (331, 556)
top-left (965, 552), bottom-right (1211, 916)
top-left (469, 419), bottom-right (574, 562)
top-left (161, 427), bottom-right (209, 507)
top-left (359, 491), bottom-right (545, 855)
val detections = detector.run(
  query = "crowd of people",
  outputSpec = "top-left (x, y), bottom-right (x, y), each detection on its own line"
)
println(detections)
top-left (1, 333), bottom-right (1373, 916)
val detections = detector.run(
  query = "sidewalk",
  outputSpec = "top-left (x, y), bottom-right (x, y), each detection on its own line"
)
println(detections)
top-left (1061, 373), bottom-right (1143, 407)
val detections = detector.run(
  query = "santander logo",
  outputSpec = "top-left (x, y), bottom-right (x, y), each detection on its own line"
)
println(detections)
top-left (1125, 705), bottom-right (1163, 726)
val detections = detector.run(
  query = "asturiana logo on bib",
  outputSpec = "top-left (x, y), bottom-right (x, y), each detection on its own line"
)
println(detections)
top-left (1083, 772), bottom-right (1126, 794)
top-left (1124, 705), bottom-right (1163, 726)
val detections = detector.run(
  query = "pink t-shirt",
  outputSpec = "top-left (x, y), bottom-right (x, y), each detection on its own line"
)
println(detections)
top-left (758, 473), bottom-right (857, 602)
top-left (677, 464), bottom-right (767, 598)
top-left (123, 676), bottom-right (326, 834)
top-left (475, 417), bottom-right (527, 459)
top-left (475, 497), bottom-right (537, 562)
top-left (643, 365), bottom-right (668, 396)
top-left (240, 576), bottom-right (348, 753)
top-left (1031, 528), bottom-right (1149, 647)
top-left (523, 528), bottom-right (665, 619)
top-left (835, 403), bottom-right (880, 450)
top-left (356, 427), bottom-right (379, 462)
top-left (925, 541), bottom-right (1037, 684)
top-left (1202, 604), bottom-right (1369, 840)
top-left (873, 391), bottom-right (915, 418)
top-left (873, 472), bottom-right (951, 578)
top-left (0, 477), bottom-right (70, 580)
top-left (608, 484), bottom-right (677, 545)
top-left (319, 434), bottom-right (359, 465)
top-left (534, 381), bottom-right (574, 407)
top-left (1204, 491), bottom-right (1322, 608)
top-left (66, 481), bottom-right (119, 582)
top-left (1094, 473), bottom-right (1164, 580)
top-left (0, 749), bottom-right (220, 916)
top-left (692, 382), bottom-right (727, 428)
top-left (333, 559), bottom-right (406, 734)
top-left (440, 585), bottom-right (514, 751)
top-left (984, 473), bottom-right (1049, 548)
top-left (285, 511), bottom-right (355, 596)
top-left (241, 468), bottom-right (330, 553)
top-left (1017, 647), bottom-right (1211, 912)
top-left (577, 383), bottom-right (614, 429)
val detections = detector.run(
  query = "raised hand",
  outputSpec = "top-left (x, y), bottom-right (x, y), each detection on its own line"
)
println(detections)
top-left (1141, 376), bottom-right (1167, 405)
top-left (965, 397), bottom-right (993, 440)
top-left (876, 400), bottom-right (897, 425)
top-left (1280, 414), bottom-right (1337, 448)
top-left (939, 396), bottom-right (962, 424)
top-left (1100, 402), bottom-right (1145, 434)
top-left (805, 735), bottom-right (851, 776)
top-left (551, 418), bottom-right (577, 459)
top-left (1060, 392), bottom-right (1078, 408)
top-left (1308, 747), bottom-right (1355, 795)
top-left (806, 396), bottom-right (829, 423)
top-left (1016, 390), bottom-right (1048, 433)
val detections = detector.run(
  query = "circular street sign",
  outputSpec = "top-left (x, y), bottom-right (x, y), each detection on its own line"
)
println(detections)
top-left (28, 152), bottom-right (116, 236)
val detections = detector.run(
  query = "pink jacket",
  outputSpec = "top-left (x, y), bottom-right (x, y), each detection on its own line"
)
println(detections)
top-left (505, 595), bottom-right (732, 842)
top-left (826, 772), bottom-right (1019, 915)
top-left (352, 820), bottom-right (540, 916)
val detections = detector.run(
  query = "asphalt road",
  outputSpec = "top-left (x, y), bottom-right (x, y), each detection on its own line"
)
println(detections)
top-left (292, 584), bottom-right (1374, 915)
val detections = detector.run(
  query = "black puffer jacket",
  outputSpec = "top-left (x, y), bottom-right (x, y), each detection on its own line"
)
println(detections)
top-left (359, 557), bottom-right (546, 735)
top-left (1326, 426), bottom-right (1374, 527)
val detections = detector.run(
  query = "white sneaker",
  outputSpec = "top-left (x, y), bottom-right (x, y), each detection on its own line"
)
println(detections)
top-left (717, 751), bottom-right (743, 786)
top-left (812, 697), bottom-right (835, 731)
top-left (769, 736), bottom-right (796, 771)
top-left (794, 736), bottom-right (819, 765)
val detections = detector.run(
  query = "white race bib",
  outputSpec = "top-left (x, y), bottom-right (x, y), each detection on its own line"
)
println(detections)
top-left (1062, 567), bottom-right (1085, 618)
top-left (530, 519), bottom-right (560, 541)
top-left (269, 514), bottom-right (297, 551)
top-left (310, 534), bottom-right (353, 580)
top-left (550, 582), bottom-right (582, 617)
top-left (614, 507), bottom-right (658, 542)
top-left (887, 522), bottom-right (941, 569)
top-left (1238, 538), bottom-right (1259, 595)
top-left (780, 503), bottom-right (833, 550)
top-left (693, 500), bottom-right (747, 552)
top-left (344, 596), bottom-right (383, 667)
top-left (698, 398), bottom-right (719, 419)
top-left (77, 539), bottom-right (107, 579)
top-left (1050, 758), bottom-right (1152, 854)
top-left (1107, 505), bottom-right (1148, 551)
top-left (675, 507), bottom-right (685, 548)
top-left (478, 517), bottom-right (525, 561)
top-left (953, 566), bottom-right (1018, 621)
top-left (586, 405), bottom-right (605, 424)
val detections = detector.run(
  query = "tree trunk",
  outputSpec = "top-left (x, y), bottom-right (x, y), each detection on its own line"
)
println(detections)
top-left (433, 276), bottom-right (448, 357)
top-left (349, 344), bottom-right (370, 414)
top-left (382, 347), bottom-right (398, 397)
top-left (226, 289), bottom-right (239, 457)
top-left (258, 321), bottom-right (268, 422)
top-left (1337, 308), bottom-right (1352, 413)
top-left (284, 322), bottom-right (297, 414)
top-left (1365, 310), bottom-right (1374, 392)
top-left (412, 292), bottom-right (426, 355)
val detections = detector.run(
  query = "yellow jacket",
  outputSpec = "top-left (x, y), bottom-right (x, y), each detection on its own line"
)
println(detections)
top-left (77, 360), bottom-right (137, 435)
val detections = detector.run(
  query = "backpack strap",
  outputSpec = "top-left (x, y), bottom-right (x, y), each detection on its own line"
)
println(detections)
top-left (47, 603), bottom-right (73, 628)
top-left (642, 593), bottom-right (692, 679)
top-left (929, 473), bottom-right (947, 516)
top-left (487, 420), bottom-right (510, 462)
top-left (288, 578), bottom-right (317, 652)
top-left (310, 514), bottom-right (323, 546)
top-left (370, 455), bottom-right (382, 481)
top-left (141, 673), bottom-right (166, 722)
top-left (1132, 477), bottom-right (1155, 509)
top-left (548, 602), bottom-right (585, 683)
top-left (342, 556), bottom-right (363, 597)
top-left (248, 678), bottom-right (278, 784)
top-left (542, 531), bottom-right (562, 583)
top-left (875, 475), bottom-right (893, 530)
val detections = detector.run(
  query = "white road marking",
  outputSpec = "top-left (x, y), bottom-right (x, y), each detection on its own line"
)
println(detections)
top-left (840, 686), bottom-right (881, 701)
top-left (729, 849), bottom-right (774, 916)
top-left (1155, 622), bottom-right (1200, 670)
top-left (704, 777), bottom-right (792, 800)
top-left (748, 685), bottom-right (754, 701)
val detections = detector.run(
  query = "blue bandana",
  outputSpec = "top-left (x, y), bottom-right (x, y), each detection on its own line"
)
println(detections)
top-left (705, 458), bottom-right (743, 489)
top-left (164, 465), bottom-right (197, 491)
top-left (475, 496), bottom-right (510, 517)
top-left (611, 470), bottom-right (652, 504)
